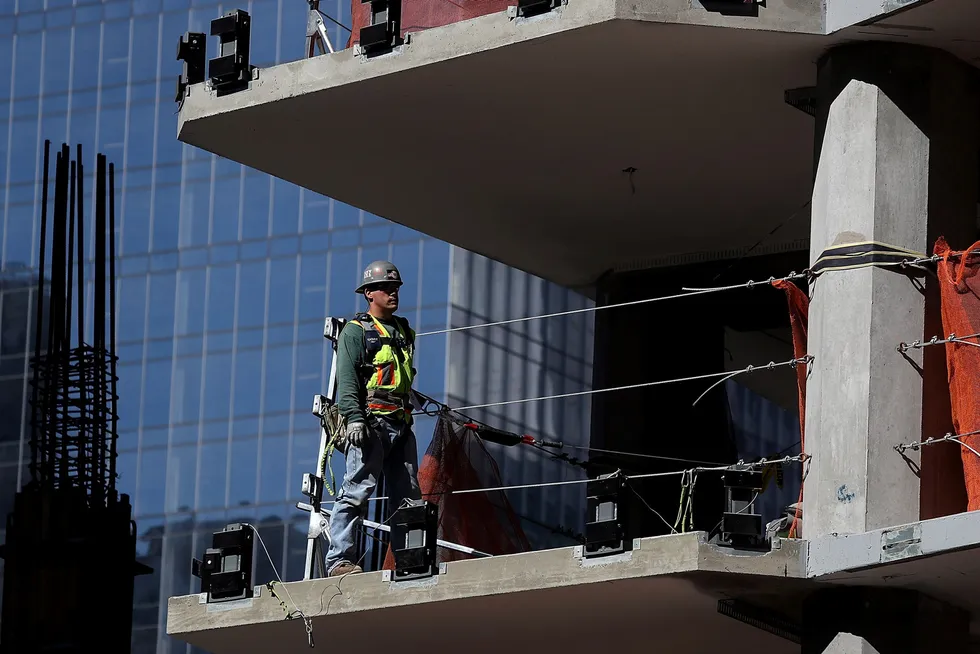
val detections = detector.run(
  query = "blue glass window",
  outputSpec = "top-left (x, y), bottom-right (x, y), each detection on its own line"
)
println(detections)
top-left (170, 356), bottom-right (202, 425)
top-left (123, 187), bottom-right (152, 257)
top-left (132, 15), bottom-right (161, 83)
top-left (43, 29), bottom-right (73, 95)
top-left (179, 179), bottom-right (211, 248)
top-left (154, 106), bottom-right (181, 166)
top-left (271, 179), bottom-right (299, 236)
top-left (134, 0), bottom-right (164, 16)
top-left (294, 340), bottom-right (323, 387)
top-left (153, 184), bottom-right (181, 252)
top-left (301, 195), bottom-right (329, 234)
top-left (241, 173), bottom-right (270, 241)
top-left (232, 348), bottom-right (262, 418)
top-left (127, 102), bottom-right (158, 170)
top-left (268, 257), bottom-right (297, 324)
top-left (142, 358), bottom-right (173, 428)
top-left (14, 31), bottom-right (41, 98)
top-left (227, 437), bottom-right (257, 506)
top-left (205, 263), bottom-right (236, 332)
top-left (101, 19), bottom-right (131, 88)
top-left (202, 353), bottom-right (232, 422)
top-left (197, 441), bottom-right (228, 509)
top-left (298, 253), bottom-right (327, 322)
top-left (236, 260), bottom-right (267, 329)
top-left (147, 271), bottom-right (176, 339)
top-left (8, 117), bottom-right (38, 184)
top-left (72, 22), bottom-right (102, 92)
top-left (328, 249), bottom-right (358, 318)
top-left (211, 176), bottom-right (241, 245)
top-left (0, 35), bottom-right (13, 99)
top-left (165, 444), bottom-right (197, 513)
top-left (421, 239), bottom-right (451, 307)
top-left (99, 105), bottom-right (127, 154)
top-left (68, 107), bottom-right (97, 155)
top-left (175, 268), bottom-right (205, 336)
top-left (262, 345), bottom-right (294, 415)
top-left (137, 447), bottom-right (166, 515)
top-left (391, 241), bottom-right (420, 307)
top-left (332, 201), bottom-right (359, 229)
top-left (249, 0), bottom-right (279, 66)
top-left (118, 275), bottom-right (148, 345)
top-left (2, 202), bottom-right (35, 268)
top-left (258, 435), bottom-right (287, 504)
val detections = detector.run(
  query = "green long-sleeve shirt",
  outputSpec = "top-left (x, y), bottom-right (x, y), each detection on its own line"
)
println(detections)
top-left (335, 315), bottom-right (405, 425)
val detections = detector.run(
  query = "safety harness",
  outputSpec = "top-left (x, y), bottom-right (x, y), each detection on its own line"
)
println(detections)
top-left (353, 312), bottom-right (416, 420)
top-left (321, 313), bottom-right (416, 496)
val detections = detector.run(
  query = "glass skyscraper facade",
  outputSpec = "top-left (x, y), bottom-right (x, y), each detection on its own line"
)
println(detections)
top-left (0, 1), bottom-right (594, 652)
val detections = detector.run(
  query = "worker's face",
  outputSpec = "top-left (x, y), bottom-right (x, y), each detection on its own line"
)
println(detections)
top-left (368, 283), bottom-right (400, 311)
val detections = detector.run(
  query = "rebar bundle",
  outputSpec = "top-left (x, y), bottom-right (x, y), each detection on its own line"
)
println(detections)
top-left (28, 140), bottom-right (119, 504)
top-left (0, 140), bottom-right (146, 654)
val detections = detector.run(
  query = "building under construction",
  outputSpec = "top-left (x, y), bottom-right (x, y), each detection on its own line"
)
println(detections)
top-left (167, 1), bottom-right (980, 652)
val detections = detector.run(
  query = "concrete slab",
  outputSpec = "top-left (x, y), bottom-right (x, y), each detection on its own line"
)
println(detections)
top-left (167, 512), bottom-right (980, 653)
top-left (168, 532), bottom-right (807, 653)
top-left (176, 0), bottom-right (980, 291)
top-left (178, 18), bottom-right (824, 291)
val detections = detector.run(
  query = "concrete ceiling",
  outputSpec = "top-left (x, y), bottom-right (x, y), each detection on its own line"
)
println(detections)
top-left (177, 0), bottom-right (980, 291)
top-left (177, 575), bottom-right (803, 654)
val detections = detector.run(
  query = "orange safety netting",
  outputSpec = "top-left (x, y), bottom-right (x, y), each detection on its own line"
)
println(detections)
top-left (934, 238), bottom-right (980, 511)
top-left (772, 279), bottom-right (809, 537)
top-left (349, 0), bottom-right (513, 49)
top-left (383, 416), bottom-right (530, 570)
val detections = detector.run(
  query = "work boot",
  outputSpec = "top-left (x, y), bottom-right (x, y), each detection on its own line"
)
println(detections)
top-left (328, 561), bottom-right (363, 577)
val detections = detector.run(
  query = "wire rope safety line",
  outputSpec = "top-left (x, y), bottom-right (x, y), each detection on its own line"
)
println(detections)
top-left (895, 429), bottom-right (980, 461)
top-left (416, 272), bottom-right (809, 339)
top-left (452, 357), bottom-right (812, 413)
top-left (180, 264), bottom-right (814, 648)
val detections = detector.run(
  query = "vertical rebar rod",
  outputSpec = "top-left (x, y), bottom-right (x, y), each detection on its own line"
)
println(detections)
top-left (108, 162), bottom-right (118, 494)
top-left (58, 145), bottom-right (71, 485)
top-left (76, 144), bottom-right (87, 492)
top-left (48, 146), bottom-right (68, 484)
top-left (45, 149), bottom-right (60, 484)
top-left (62, 158), bottom-right (76, 483)
top-left (95, 153), bottom-right (107, 498)
top-left (31, 140), bottom-right (51, 483)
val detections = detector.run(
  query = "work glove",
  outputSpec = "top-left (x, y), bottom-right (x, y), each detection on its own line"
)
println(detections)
top-left (346, 421), bottom-right (369, 448)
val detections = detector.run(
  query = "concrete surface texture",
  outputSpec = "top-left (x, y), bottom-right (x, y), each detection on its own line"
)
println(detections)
top-left (804, 42), bottom-right (980, 538)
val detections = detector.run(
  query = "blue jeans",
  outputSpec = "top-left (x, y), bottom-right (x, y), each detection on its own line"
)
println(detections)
top-left (325, 415), bottom-right (422, 573)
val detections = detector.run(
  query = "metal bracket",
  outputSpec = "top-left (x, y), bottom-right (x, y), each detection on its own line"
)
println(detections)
top-left (573, 539), bottom-right (639, 566)
top-left (880, 524), bottom-right (922, 563)
top-left (381, 561), bottom-right (448, 583)
top-left (509, 0), bottom-right (565, 19)
top-left (199, 585), bottom-right (263, 610)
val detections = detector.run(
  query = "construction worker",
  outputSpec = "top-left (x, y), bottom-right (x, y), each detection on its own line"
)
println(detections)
top-left (324, 260), bottom-right (422, 577)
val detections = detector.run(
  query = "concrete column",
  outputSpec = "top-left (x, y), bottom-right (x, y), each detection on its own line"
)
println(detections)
top-left (805, 42), bottom-right (980, 537)
top-left (822, 634), bottom-right (880, 654)
top-left (802, 587), bottom-right (969, 654)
